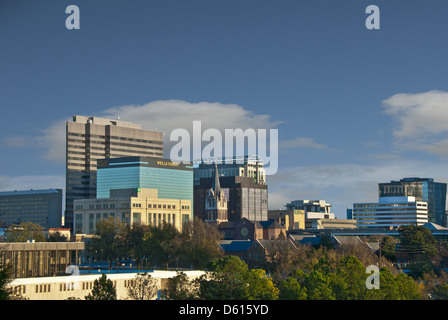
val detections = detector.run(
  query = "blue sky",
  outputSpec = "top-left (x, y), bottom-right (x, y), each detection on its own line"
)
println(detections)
top-left (2, 0), bottom-right (448, 217)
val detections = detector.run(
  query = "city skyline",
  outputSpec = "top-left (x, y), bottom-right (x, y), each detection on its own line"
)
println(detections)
top-left (2, 1), bottom-right (448, 217)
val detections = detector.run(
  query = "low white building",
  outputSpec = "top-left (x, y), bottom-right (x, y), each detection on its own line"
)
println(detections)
top-left (9, 270), bottom-right (205, 300)
top-left (353, 196), bottom-right (429, 229)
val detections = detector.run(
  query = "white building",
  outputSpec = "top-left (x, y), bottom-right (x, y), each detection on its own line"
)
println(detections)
top-left (9, 270), bottom-right (205, 300)
top-left (353, 196), bottom-right (429, 229)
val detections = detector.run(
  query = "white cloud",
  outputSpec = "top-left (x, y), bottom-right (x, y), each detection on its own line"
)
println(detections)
top-left (3, 119), bottom-right (68, 164)
top-left (279, 137), bottom-right (327, 150)
top-left (383, 90), bottom-right (448, 156)
top-left (102, 100), bottom-right (282, 167)
top-left (3, 100), bottom-right (281, 165)
top-left (34, 120), bottom-right (68, 163)
top-left (3, 136), bottom-right (30, 148)
top-left (101, 100), bottom-right (281, 134)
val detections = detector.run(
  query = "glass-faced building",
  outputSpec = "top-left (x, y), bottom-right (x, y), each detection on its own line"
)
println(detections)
top-left (96, 156), bottom-right (194, 222)
top-left (379, 178), bottom-right (447, 227)
top-left (0, 189), bottom-right (62, 228)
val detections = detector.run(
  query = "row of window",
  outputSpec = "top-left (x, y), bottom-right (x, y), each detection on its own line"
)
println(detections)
top-left (30, 280), bottom-right (119, 294)
top-left (76, 203), bottom-right (190, 210)
top-left (68, 134), bottom-right (163, 149)
top-left (109, 135), bottom-right (163, 145)
top-left (75, 211), bottom-right (191, 232)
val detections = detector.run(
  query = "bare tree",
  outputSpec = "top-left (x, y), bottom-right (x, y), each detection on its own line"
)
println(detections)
top-left (126, 272), bottom-right (159, 300)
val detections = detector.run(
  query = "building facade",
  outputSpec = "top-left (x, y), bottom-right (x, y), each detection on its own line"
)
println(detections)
top-left (353, 196), bottom-right (429, 229)
top-left (193, 156), bottom-right (266, 186)
top-left (0, 241), bottom-right (84, 278)
top-left (379, 177), bottom-right (447, 227)
top-left (284, 200), bottom-right (335, 228)
top-left (204, 163), bottom-right (228, 225)
top-left (8, 270), bottom-right (205, 300)
top-left (218, 218), bottom-right (286, 241)
top-left (268, 209), bottom-right (306, 231)
top-left (73, 188), bottom-right (192, 234)
top-left (194, 156), bottom-right (268, 222)
top-left (0, 189), bottom-right (62, 228)
top-left (96, 156), bottom-right (193, 222)
top-left (195, 175), bottom-right (268, 222)
top-left (66, 115), bottom-right (163, 231)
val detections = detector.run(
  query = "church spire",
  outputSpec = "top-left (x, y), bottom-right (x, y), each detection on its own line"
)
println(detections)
top-left (212, 161), bottom-right (221, 198)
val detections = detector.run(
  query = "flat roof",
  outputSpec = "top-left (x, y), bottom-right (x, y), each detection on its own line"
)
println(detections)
top-left (97, 156), bottom-right (193, 171)
top-left (0, 189), bottom-right (62, 196)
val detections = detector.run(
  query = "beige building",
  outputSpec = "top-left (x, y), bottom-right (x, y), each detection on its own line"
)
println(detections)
top-left (73, 188), bottom-right (191, 234)
top-left (66, 115), bottom-right (164, 231)
top-left (268, 209), bottom-right (306, 231)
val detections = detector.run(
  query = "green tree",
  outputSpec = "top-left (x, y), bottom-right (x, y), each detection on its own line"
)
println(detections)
top-left (85, 274), bottom-right (117, 300)
top-left (127, 224), bottom-right (151, 268)
top-left (126, 272), bottom-right (159, 300)
top-left (143, 222), bottom-right (180, 269)
top-left (302, 270), bottom-right (336, 300)
top-left (394, 272), bottom-right (422, 300)
top-left (332, 256), bottom-right (368, 300)
top-left (198, 256), bottom-right (249, 300)
top-left (398, 224), bottom-right (437, 257)
top-left (178, 217), bottom-right (224, 269)
top-left (278, 276), bottom-right (307, 300)
top-left (0, 266), bottom-right (12, 300)
top-left (432, 283), bottom-right (448, 300)
top-left (380, 236), bottom-right (397, 262)
top-left (363, 267), bottom-right (422, 300)
top-left (6, 222), bottom-right (46, 242)
top-left (245, 269), bottom-right (279, 300)
top-left (88, 217), bottom-right (129, 267)
top-left (197, 256), bottom-right (279, 300)
top-left (164, 271), bottom-right (198, 300)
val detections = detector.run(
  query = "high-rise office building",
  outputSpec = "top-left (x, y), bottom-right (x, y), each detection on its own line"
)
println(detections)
top-left (378, 178), bottom-right (447, 227)
top-left (0, 189), bottom-right (62, 228)
top-left (65, 116), bottom-right (163, 231)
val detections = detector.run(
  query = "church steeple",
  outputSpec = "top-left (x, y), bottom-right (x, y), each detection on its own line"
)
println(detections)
top-left (211, 162), bottom-right (222, 200)
top-left (205, 161), bottom-right (228, 224)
